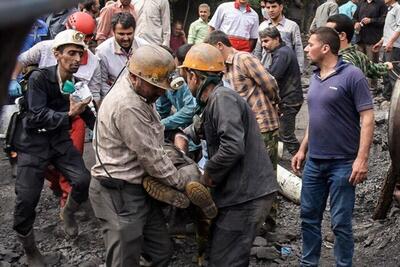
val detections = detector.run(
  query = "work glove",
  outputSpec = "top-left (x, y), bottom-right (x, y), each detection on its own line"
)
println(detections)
top-left (8, 80), bottom-right (22, 97)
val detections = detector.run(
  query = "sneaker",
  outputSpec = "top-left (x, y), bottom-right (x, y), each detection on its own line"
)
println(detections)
top-left (185, 181), bottom-right (218, 219)
top-left (143, 176), bottom-right (190, 209)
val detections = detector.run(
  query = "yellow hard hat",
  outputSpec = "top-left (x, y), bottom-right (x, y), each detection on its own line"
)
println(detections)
top-left (52, 29), bottom-right (87, 50)
top-left (128, 44), bottom-right (176, 90)
top-left (179, 43), bottom-right (224, 72)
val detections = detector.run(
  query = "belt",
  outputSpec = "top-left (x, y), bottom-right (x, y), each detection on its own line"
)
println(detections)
top-left (95, 176), bottom-right (141, 190)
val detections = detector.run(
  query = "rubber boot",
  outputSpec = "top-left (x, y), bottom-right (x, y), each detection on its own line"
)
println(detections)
top-left (185, 181), bottom-right (218, 219)
top-left (17, 230), bottom-right (45, 267)
top-left (143, 176), bottom-right (190, 209)
top-left (60, 194), bottom-right (80, 237)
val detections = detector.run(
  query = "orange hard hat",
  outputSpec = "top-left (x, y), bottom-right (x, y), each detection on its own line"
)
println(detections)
top-left (179, 43), bottom-right (224, 72)
top-left (66, 12), bottom-right (96, 35)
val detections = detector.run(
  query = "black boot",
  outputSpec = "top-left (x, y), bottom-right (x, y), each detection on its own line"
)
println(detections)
top-left (60, 194), bottom-right (80, 237)
top-left (18, 230), bottom-right (45, 267)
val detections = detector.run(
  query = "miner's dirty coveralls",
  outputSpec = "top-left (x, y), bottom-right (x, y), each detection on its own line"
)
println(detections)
top-left (12, 66), bottom-right (95, 235)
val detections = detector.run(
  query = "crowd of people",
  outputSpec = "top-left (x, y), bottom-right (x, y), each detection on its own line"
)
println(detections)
top-left (4, 0), bottom-right (400, 266)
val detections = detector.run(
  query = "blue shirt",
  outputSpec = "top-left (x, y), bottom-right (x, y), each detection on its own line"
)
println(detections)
top-left (307, 59), bottom-right (373, 159)
top-left (21, 19), bottom-right (48, 53)
top-left (156, 84), bottom-right (200, 151)
top-left (339, 1), bottom-right (358, 19)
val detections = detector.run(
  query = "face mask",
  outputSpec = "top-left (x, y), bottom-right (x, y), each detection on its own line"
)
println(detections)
top-left (261, 8), bottom-right (268, 19)
top-left (61, 80), bottom-right (76, 95)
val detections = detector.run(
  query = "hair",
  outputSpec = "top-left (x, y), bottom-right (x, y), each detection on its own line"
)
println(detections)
top-left (259, 27), bottom-right (283, 43)
top-left (265, 0), bottom-right (283, 4)
top-left (176, 44), bottom-right (194, 64)
top-left (327, 14), bottom-right (354, 43)
top-left (172, 20), bottom-right (183, 27)
top-left (111, 12), bottom-right (136, 31)
top-left (82, 0), bottom-right (97, 11)
top-left (199, 3), bottom-right (210, 10)
top-left (312, 27), bottom-right (340, 55)
top-left (204, 30), bottom-right (232, 47)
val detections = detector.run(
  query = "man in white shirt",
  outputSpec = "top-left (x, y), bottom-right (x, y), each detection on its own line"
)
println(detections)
top-left (96, 12), bottom-right (147, 99)
top-left (209, 0), bottom-right (259, 52)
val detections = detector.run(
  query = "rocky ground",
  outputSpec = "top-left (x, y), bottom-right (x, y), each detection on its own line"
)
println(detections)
top-left (0, 80), bottom-right (399, 266)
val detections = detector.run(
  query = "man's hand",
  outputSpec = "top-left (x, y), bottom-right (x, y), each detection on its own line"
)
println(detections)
top-left (348, 157), bottom-right (368, 186)
top-left (372, 41), bottom-right (382, 53)
top-left (361, 17), bottom-right (371, 25)
top-left (385, 41), bottom-right (394, 53)
top-left (8, 80), bottom-right (22, 97)
top-left (200, 172), bottom-right (216, 187)
top-left (68, 95), bottom-right (91, 117)
top-left (384, 61), bottom-right (394, 70)
top-left (291, 150), bottom-right (306, 176)
top-left (354, 22), bottom-right (361, 32)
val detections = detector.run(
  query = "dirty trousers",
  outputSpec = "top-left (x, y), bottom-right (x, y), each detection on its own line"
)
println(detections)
top-left (89, 178), bottom-right (172, 267)
top-left (13, 146), bottom-right (90, 235)
top-left (45, 116), bottom-right (86, 207)
top-left (209, 193), bottom-right (276, 267)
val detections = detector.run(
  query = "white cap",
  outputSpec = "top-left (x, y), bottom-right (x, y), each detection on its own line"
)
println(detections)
top-left (52, 29), bottom-right (86, 50)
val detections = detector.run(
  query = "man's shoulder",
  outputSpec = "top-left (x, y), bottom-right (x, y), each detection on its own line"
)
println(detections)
top-left (96, 38), bottom-right (114, 54)
top-left (283, 17), bottom-right (299, 28)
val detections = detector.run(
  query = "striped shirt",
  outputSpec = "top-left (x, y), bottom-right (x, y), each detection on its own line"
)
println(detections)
top-left (224, 51), bottom-right (279, 133)
top-left (339, 45), bottom-right (388, 79)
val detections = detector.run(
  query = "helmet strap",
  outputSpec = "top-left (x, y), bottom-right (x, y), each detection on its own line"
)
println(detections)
top-left (194, 71), bottom-right (222, 106)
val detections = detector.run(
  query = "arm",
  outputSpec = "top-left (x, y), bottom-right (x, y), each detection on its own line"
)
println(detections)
top-left (26, 71), bottom-right (70, 130)
top-left (155, 94), bottom-right (172, 119)
top-left (328, 3), bottom-right (339, 17)
top-left (309, 17), bottom-right (317, 33)
top-left (88, 58), bottom-right (102, 104)
top-left (161, 0), bottom-right (171, 46)
top-left (97, 51), bottom-right (111, 99)
top-left (252, 39), bottom-right (263, 60)
top-left (204, 93), bottom-right (246, 184)
top-left (95, 7), bottom-right (113, 43)
top-left (369, 3), bottom-right (387, 27)
top-left (17, 41), bottom-right (44, 69)
top-left (293, 24), bottom-right (305, 73)
top-left (187, 23), bottom-right (196, 44)
top-left (80, 106), bottom-right (96, 130)
top-left (116, 106), bottom-right (183, 188)
top-left (243, 54), bottom-right (279, 104)
top-left (291, 125), bottom-right (308, 175)
top-left (268, 50), bottom-right (289, 80)
top-left (160, 86), bottom-right (197, 130)
top-left (349, 109), bottom-right (374, 185)
top-left (208, 5), bottom-right (222, 31)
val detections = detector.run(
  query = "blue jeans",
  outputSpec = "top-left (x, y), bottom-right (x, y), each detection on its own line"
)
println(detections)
top-left (300, 158), bottom-right (355, 267)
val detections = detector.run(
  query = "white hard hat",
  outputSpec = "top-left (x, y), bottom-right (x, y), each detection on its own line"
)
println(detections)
top-left (52, 29), bottom-right (87, 50)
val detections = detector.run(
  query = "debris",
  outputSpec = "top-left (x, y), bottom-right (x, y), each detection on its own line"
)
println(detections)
top-left (253, 236), bottom-right (267, 247)
top-left (254, 247), bottom-right (280, 260)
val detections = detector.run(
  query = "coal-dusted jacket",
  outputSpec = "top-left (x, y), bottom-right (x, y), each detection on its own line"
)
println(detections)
top-left (203, 84), bottom-right (279, 208)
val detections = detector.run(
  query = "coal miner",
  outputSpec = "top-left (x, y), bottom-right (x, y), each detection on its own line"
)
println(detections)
top-left (12, 29), bottom-right (95, 266)
top-left (180, 43), bottom-right (278, 267)
top-left (89, 44), bottom-right (216, 267)
top-left (292, 27), bottom-right (374, 266)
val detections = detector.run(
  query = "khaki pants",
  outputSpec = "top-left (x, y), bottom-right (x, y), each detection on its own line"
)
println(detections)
top-left (89, 178), bottom-right (172, 267)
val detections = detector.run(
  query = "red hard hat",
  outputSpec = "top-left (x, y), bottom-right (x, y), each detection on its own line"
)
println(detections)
top-left (66, 12), bottom-right (96, 35)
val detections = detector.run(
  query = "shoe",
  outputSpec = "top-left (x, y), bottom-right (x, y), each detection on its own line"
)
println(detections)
top-left (17, 230), bottom-right (46, 267)
top-left (143, 176), bottom-right (190, 209)
top-left (185, 181), bottom-right (217, 219)
top-left (60, 194), bottom-right (80, 237)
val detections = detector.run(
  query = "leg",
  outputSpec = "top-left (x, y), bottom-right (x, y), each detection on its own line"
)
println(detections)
top-left (142, 200), bottom-right (173, 267)
top-left (300, 158), bottom-right (329, 267)
top-left (209, 194), bottom-right (276, 267)
top-left (383, 48), bottom-right (400, 100)
top-left (58, 116), bottom-right (86, 205)
top-left (279, 104), bottom-right (302, 155)
top-left (89, 178), bottom-right (154, 267)
top-left (13, 152), bottom-right (48, 235)
top-left (327, 160), bottom-right (355, 267)
top-left (51, 145), bottom-right (90, 204)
